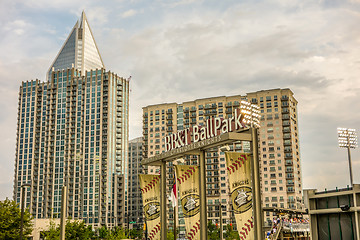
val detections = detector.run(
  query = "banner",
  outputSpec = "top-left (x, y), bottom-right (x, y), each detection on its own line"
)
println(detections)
top-left (175, 165), bottom-right (200, 240)
top-left (139, 174), bottom-right (161, 240)
top-left (225, 152), bottom-right (254, 240)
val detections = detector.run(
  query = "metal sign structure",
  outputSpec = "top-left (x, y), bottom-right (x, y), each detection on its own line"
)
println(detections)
top-left (141, 128), bottom-right (264, 240)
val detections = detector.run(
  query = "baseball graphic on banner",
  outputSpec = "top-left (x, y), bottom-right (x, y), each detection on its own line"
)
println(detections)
top-left (139, 174), bottom-right (161, 240)
top-left (175, 165), bottom-right (201, 240)
top-left (225, 152), bottom-right (254, 240)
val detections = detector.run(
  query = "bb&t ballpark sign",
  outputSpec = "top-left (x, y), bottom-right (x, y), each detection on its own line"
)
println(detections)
top-left (164, 106), bottom-right (259, 152)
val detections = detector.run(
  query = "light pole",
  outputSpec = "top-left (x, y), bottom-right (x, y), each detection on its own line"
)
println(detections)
top-left (59, 185), bottom-right (67, 240)
top-left (337, 128), bottom-right (358, 186)
top-left (219, 204), bottom-right (224, 240)
top-left (20, 183), bottom-right (31, 240)
top-left (337, 128), bottom-right (359, 240)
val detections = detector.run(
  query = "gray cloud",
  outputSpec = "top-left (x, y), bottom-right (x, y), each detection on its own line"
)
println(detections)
top-left (1, 0), bottom-right (360, 199)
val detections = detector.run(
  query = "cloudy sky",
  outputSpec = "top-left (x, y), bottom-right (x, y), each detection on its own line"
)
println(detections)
top-left (1, 0), bottom-right (360, 200)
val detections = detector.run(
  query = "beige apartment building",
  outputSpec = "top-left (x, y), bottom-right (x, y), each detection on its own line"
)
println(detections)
top-left (142, 88), bottom-right (302, 229)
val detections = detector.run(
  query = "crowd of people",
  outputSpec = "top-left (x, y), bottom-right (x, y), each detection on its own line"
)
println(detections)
top-left (265, 216), bottom-right (309, 240)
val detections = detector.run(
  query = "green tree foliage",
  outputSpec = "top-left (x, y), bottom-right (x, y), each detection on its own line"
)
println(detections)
top-left (166, 231), bottom-right (174, 240)
top-left (129, 228), bottom-right (143, 239)
top-left (207, 221), bottom-right (220, 240)
top-left (0, 198), bottom-right (33, 239)
top-left (65, 220), bottom-right (94, 239)
top-left (43, 221), bottom-right (59, 239)
top-left (43, 220), bottom-right (94, 239)
top-left (98, 225), bottom-right (109, 239)
top-left (224, 224), bottom-right (240, 240)
top-left (106, 226), bottom-right (127, 240)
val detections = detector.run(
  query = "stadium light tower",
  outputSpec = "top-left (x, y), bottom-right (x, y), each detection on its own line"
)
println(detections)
top-left (338, 128), bottom-right (358, 187)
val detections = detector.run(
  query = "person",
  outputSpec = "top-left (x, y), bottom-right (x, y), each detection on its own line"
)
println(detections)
top-left (266, 231), bottom-right (271, 240)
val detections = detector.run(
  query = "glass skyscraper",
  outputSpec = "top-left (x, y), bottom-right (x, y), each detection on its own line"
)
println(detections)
top-left (13, 12), bottom-right (129, 228)
top-left (47, 11), bottom-right (104, 80)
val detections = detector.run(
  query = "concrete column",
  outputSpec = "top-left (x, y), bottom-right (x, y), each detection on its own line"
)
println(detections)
top-left (199, 150), bottom-right (208, 239)
top-left (160, 161), bottom-right (167, 240)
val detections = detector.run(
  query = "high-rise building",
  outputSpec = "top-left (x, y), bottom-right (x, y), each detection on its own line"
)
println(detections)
top-left (127, 137), bottom-right (144, 230)
top-left (142, 88), bottom-right (302, 227)
top-left (13, 12), bottom-right (129, 228)
top-left (47, 11), bottom-right (104, 80)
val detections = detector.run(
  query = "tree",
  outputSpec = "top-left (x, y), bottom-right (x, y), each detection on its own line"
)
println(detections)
top-left (0, 198), bottom-right (33, 239)
top-left (129, 228), bottom-right (143, 239)
top-left (207, 221), bottom-right (220, 240)
top-left (224, 224), bottom-right (240, 240)
top-left (166, 231), bottom-right (174, 240)
top-left (106, 226), bottom-right (127, 240)
top-left (98, 225), bottom-right (109, 239)
top-left (43, 219), bottom-right (94, 239)
top-left (64, 220), bottom-right (94, 239)
top-left (42, 221), bottom-right (59, 240)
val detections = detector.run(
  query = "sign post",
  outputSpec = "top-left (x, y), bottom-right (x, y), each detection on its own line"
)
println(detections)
top-left (160, 161), bottom-right (167, 240)
top-left (251, 128), bottom-right (263, 239)
top-left (199, 151), bottom-right (207, 240)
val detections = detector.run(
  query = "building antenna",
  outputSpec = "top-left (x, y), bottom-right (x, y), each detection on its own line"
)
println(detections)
top-left (128, 76), bottom-right (132, 92)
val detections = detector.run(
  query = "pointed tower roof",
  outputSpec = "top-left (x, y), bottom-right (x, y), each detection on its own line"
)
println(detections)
top-left (47, 11), bottom-right (105, 79)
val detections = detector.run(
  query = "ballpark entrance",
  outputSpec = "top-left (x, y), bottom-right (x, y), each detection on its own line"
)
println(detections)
top-left (141, 127), bottom-right (264, 240)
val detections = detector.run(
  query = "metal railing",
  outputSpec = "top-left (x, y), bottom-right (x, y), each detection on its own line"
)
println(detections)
top-left (282, 222), bottom-right (310, 232)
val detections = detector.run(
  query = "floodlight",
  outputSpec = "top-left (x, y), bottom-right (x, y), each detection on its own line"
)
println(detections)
top-left (337, 128), bottom-right (357, 187)
top-left (338, 128), bottom-right (358, 149)
top-left (240, 101), bottom-right (260, 128)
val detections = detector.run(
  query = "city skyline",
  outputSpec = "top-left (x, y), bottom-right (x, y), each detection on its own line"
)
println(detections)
top-left (1, 0), bottom-right (360, 200)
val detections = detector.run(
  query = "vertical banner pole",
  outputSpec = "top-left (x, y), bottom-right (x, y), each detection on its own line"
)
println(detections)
top-left (199, 150), bottom-right (208, 239)
top-left (160, 161), bottom-right (167, 240)
top-left (219, 203), bottom-right (223, 240)
top-left (251, 128), bottom-right (263, 239)
top-left (173, 206), bottom-right (177, 240)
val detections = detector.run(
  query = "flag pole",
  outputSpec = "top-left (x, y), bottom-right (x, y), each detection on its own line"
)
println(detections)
top-left (174, 204), bottom-right (177, 240)
top-left (173, 174), bottom-right (177, 240)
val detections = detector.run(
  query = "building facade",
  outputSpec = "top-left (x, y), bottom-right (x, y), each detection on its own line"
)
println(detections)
top-left (304, 185), bottom-right (360, 239)
top-left (13, 12), bottom-right (129, 228)
top-left (127, 137), bottom-right (144, 230)
top-left (142, 88), bottom-right (303, 227)
top-left (47, 11), bottom-right (104, 80)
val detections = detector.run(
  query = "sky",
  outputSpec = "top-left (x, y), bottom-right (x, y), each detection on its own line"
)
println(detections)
top-left (1, 0), bottom-right (360, 200)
